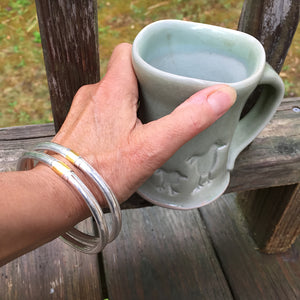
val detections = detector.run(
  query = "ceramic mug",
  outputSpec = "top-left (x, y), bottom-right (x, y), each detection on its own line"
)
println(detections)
top-left (132, 20), bottom-right (284, 210)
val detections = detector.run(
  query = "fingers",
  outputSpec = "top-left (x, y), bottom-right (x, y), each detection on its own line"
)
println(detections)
top-left (138, 85), bottom-right (237, 166)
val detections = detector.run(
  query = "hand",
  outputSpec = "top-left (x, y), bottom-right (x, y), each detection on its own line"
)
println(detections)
top-left (0, 43), bottom-right (236, 265)
top-left (53, 43), bottom-right (236, 205)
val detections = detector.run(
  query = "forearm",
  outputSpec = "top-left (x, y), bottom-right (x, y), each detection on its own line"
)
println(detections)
top-left (0, 165), bottom-right (89, 266)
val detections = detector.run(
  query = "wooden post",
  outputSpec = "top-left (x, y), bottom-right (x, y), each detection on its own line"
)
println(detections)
top-left (238, 0), bottom-right (299, 73)
top-left (238, 185), bottom-right (300, 253)
top-left (238, 0), bottom-right (299, 116)
top-left (35, 0), bottom-right (100, 132)
top-left (237, 0), bottom-right (300, 253)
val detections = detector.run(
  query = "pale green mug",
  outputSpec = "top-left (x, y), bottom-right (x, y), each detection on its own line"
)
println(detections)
top-left (132, 20), bottom-right (284, 210)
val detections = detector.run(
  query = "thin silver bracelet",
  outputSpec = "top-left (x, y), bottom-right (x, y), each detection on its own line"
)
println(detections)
top-left (33, 142), bottom-right (121, 243)
top-left (17, 150), bottom-right (119, 254)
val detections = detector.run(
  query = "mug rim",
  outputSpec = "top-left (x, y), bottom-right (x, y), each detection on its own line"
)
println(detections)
top-left (132, 19), bottom-right (266, 88)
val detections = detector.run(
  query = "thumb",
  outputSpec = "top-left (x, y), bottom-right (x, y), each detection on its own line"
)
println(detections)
top-left (139, 85), bottom-right (237, 165)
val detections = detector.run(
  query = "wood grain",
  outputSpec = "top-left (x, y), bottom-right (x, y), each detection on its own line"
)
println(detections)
top-left (238, 0), bottom-right (299, 73)
top-left (228, 97), bottom-right (300, 193)
top-left (238, 184), bottom-right (300, 253)
top-left (0, 222), bottom-right (103, 300)
top-left (103, 207), bottom-right (232, 300)
top-left (238, 0), bottom-right (299, 116)
top-left (35, 0), bottom-right (100, 131)
top-left (0, 123), bottom-right (54, 141)
top-left (200, 194), bottom-right (300, 299)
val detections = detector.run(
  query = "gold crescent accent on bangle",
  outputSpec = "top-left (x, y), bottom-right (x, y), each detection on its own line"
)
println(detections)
top-left (34, 142), bottom-right (122, 244)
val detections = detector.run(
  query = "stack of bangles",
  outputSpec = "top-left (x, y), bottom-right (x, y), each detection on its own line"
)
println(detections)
top-left (17, 142), bottom-right (121, 254)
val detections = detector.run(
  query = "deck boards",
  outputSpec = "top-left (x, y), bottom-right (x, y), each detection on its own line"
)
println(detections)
top-left (0, 222), bottom-right (103, 300)
top-left (103, 196), bottom-right (300, 300)
top-left (200, 194), bottom-right (300, 299)
top-left (0, 229), bottom-right (103, 300)
top-left (103, 207), bottom-right (233, 300)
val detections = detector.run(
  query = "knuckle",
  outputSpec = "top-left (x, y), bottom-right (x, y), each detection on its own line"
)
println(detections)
top-left (75, 83), bottom-right (95, 97)
top-left (185, 105), bottom-right (212, 133)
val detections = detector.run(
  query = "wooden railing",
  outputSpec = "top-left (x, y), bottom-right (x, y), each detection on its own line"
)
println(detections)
top-left (3, 0), bottom-right (300, 254)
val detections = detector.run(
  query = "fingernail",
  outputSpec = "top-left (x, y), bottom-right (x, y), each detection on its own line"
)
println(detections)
top-left (207, 86), bottom-right (237, 117)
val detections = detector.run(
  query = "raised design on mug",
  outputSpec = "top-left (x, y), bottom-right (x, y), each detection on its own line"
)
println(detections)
top-left (152, 141), bottom-right (228, 196)
top-left (152, 168), bottom-right (188, 196)
top-left (186, 141), bottom-right (228, 194)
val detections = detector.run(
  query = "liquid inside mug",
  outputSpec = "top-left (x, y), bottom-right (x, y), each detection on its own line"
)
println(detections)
top-left (132, 20), bottom-right (284, 210)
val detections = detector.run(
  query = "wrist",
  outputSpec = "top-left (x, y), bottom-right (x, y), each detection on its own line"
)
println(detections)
top-left (25, 142), bottom-right (122, 253)
top-left (31, 162), bottom-right (91, 224)
top-left (51, 151), bottom-right (108, 207)
top-left (0, 164), bottom-right (92, 263)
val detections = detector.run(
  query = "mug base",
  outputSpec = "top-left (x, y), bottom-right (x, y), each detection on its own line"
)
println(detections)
top-left (137, 172), bottom-right (230, 210)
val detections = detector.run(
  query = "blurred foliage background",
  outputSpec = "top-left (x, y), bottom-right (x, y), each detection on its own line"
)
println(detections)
top-left (0, 0), bottom-right (299, 127)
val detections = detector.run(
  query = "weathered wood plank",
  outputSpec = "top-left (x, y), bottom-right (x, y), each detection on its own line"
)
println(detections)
top-left (35, 0), bottom-right (100, 131)
top-left (0, 221), bottom-right (103, 300)
top-left (0, 123), bottom-right (54, 141)
top-left (228, 97), bottom-right (300, 192)
top-left (200, 194), bottom-right (300, 299)
top-left (238, 184), bottom-right (300, 253)
top-left (0, 136), bottom-right (53, 172)
top-left (103, 207), bottom-right (233, 300)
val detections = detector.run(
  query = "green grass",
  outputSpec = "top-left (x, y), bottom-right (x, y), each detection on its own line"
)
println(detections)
top-left (33, 31), bottom-right (41, 43)
top-left (0, 0), bottom-right (299, 127)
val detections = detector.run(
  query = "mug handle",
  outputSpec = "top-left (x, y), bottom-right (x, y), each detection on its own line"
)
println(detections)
top-left (227, 63), bottom-right (284, 170)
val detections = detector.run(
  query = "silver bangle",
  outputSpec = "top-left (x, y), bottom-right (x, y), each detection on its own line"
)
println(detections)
top-left (17, 150), bottom-right (117, 254)
top-left (33, 142), bottom-right (121, 243)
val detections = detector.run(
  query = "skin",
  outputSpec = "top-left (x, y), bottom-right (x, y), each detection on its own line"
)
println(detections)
top-left (0, 43), bottom-right (236, 266)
